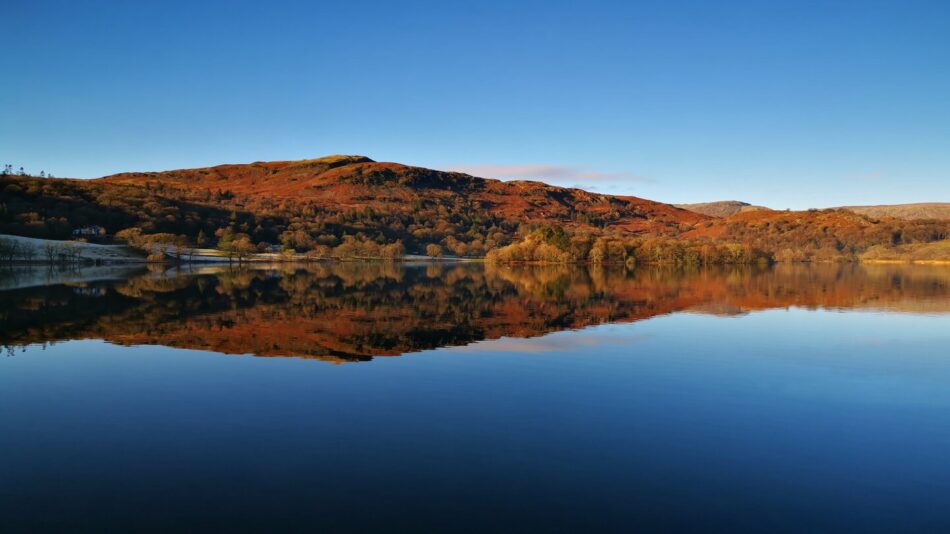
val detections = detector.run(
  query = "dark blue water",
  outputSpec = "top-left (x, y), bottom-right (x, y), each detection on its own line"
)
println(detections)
top-left (1, 265), bottom-right (949, 532)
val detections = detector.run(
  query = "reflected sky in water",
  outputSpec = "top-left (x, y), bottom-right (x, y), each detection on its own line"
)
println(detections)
top-left (1, 264), bottom-right (949, 531)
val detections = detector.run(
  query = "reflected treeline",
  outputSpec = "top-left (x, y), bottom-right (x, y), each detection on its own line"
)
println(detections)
top-left (1, 262), bottom-right (948, 362)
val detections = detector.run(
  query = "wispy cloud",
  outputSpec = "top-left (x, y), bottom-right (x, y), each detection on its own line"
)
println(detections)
top-left (446, 164), bottom-right (654, 187)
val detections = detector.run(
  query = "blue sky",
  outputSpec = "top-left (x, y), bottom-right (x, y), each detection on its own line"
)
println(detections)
top-left (2, 0), bottom-right (948, 209)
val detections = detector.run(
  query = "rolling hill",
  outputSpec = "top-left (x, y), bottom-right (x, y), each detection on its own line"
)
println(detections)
top-left (836, 203), bottom-right (950, 220)
top-left (98, 155), bottom-right (706, 235)
top-left (678, 200), bottom-right (950, 220)
top-left (674, 201), bottom-right (769, 217)
top-left (0, 155), bottom-right (706, 256)
top-left (682, 207), bottom-right (949, 261)
top-left (0, 155), bottom-right (947, 262)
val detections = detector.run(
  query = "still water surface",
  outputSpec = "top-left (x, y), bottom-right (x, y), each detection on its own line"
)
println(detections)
top-left (1, 263), bottom-right (949, 531)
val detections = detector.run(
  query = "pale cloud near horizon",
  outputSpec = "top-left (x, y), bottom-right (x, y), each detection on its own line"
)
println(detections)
top-left (446, 164), bottom-right (655, 187)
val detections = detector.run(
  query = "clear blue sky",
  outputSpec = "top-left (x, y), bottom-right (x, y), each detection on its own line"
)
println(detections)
top-left (2, 0), bottom-right (948, 209)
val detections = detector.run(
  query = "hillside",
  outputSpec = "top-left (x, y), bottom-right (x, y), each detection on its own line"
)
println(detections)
top-left (98, 155), bottom-right (705, 234)
top-left (860, 240), bottom-right (950, 263)
top-left (678, 200), bottom-right (950, 221)
top-left (675, 200), bottom-right (769, 217)
top-left (836, 203), bottom-right (950, 220)
top-left (1, 155), bottom-right (947, 262)
top-left (0, 155), bottom-right (705, 256)
top-left (683, 208), bottom-right (950, 262)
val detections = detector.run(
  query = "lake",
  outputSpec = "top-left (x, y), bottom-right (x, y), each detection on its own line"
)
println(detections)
top-left (1, 263), bottom-right (949, 532)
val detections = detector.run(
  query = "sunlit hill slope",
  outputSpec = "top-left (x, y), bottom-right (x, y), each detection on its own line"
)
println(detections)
top-left (0, 155), bottom-right (947, 261)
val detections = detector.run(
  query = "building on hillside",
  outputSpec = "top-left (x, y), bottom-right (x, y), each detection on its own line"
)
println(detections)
top-left (72, 225), bottom-right (107, 237)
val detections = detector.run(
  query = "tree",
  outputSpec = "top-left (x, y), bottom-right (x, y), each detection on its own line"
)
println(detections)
top-left (426, 244), bottom-right (443, 258)
top-left (44, 242), bottom-right (59, 263)
top-left (66, 241), bottom-right (84, 263)
top-left (220, 232), bottom-right (254, 263)
top-left (116, 227), bottom-right (144, 247)
top-left (382, 240), bottom-right (405, 260)
top-left (21, 243), bottom-right (37, 263)
top-left (305, 245), bottom-right (331, 260)
top-left (280, 248), bottom-right (297, 262)
top-left (0, 237), bottom-right (17, 263)
top-left (167, 235), bottom-right (191, 262)
top-left (232, 234), bottom-right (255, 263)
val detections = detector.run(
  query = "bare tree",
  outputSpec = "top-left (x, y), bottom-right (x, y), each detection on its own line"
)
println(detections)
top-left (56, 245), bottom-right (70, 264)
top-left (44, 242), bottom-right (58, 263)
top-left (168, 235), bottom-right (190, 262)
top-left (71, 241), bottom-right (85, 263)
top-left (0, 238), bottom-right (19, 263)
top-left (21, 243), bottom-right (37, 264)
top-left (179, 243), bottom-right (197, 263)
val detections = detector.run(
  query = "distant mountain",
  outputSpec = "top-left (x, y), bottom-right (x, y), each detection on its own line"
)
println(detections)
top-left (835, 203), bottom-right (950, 220)
top-left (678, 200), bottom-right (950, 221)
top-left (675, 201), bottom-right (769, 217)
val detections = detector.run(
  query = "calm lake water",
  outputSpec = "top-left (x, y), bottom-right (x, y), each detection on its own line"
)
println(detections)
top-left (1, 263), bottom-right (949, 532)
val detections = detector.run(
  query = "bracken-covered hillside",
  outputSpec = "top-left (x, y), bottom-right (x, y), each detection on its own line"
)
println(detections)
top-left (1, 155), bottom-right (705, 255)
top-left (683, 208), bottom-right (949, 261)
top-left (836, 203), bottom-right (950, 220)
top-left (0, 155), bottom-right (947, 261)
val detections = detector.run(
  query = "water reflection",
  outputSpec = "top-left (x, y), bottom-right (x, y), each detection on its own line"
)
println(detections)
top-left (1, 262), bottom-right (948, 361)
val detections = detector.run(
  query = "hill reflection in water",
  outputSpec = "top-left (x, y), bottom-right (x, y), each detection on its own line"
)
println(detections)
top-left (1, 262), bottom-right (947, 362)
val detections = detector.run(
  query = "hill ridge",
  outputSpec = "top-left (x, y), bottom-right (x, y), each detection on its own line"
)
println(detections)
top-left (1, 155), bottom-right (947, 262)
top-left (678, 199), bottom-right (950, 220)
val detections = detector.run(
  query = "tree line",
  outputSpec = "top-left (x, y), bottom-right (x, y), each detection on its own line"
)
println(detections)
top-left (486, 226), bottom-right (773, 265)
top-left (0, 237), bottom-right (91, 264)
